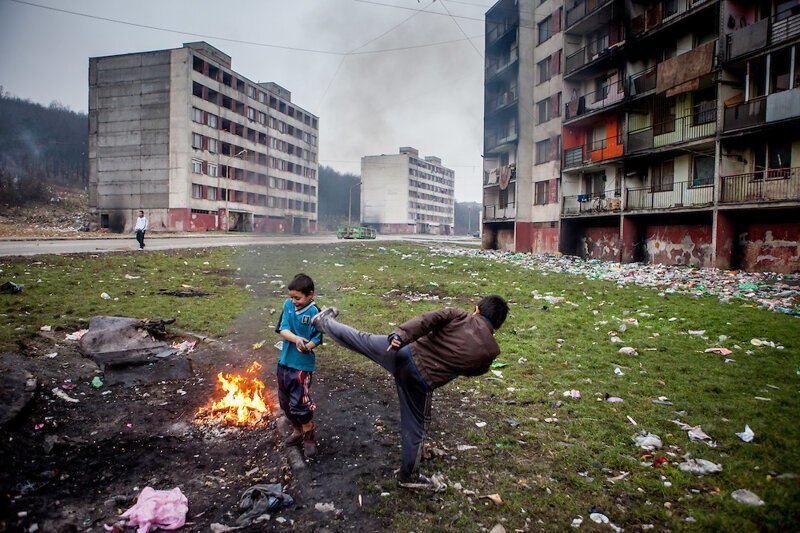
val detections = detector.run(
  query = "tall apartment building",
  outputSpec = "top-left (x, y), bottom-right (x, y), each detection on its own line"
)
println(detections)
top-left (89, 42), bottom-right (320, 233)
top-left (361, 147), bottom-right (455, 235)
top-left (483, 0), bottom-right (800, 273)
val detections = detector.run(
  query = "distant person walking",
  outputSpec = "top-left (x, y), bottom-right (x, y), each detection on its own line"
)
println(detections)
top-left (134, 210), bottom-right (148, 249)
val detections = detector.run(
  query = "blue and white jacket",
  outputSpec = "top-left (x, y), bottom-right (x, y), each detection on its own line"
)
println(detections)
top-left (277, 298), bottom-right (322, 372)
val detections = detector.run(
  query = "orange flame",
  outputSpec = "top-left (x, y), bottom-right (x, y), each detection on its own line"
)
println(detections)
top-left (194, 361), bottom-right (270, 427)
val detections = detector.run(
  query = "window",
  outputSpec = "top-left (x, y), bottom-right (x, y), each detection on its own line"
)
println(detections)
top-left (537, 58), bottom-right (551, 84)
top-left (192, 183), bottom-right (203, 199)
top-left (247, 85), bottom-right (256, 99)
top-left (535, 181), bottom-right (549, 205)
top-left (208, 138), bottom-right (218, 154)
top-left (191, 159), bottom-right (202, 174)
top-left (537, 98), bottom-right (551, 124)
top-left (208, 163), bottom-right (218, 177)
top-left (258, 91), bottom-right (266, 103)
top-left (208, 187), bottom-right (217, 201)
top-left (591, 123), bottom-right (607, 150)
top-left (535, 139), bottom-right (551, 164)
top-left (692, 87), bottom-right (716, 125)
top-left (538, 16), bottom-right (551, 44)
top-left (247, 107), bottom-right (256, 121)
top-left (207, 114), bottom-right (218, 128)
top-left (192, 107), bottom-right (203, 123)
top-left (499, 186), bottom-right (508, 208)
top-left (258, 111), bottom-right (267, 125)
top-left (652, 160), bottom-right (674, 192)
top-left (692, 155), bottom-right (714, 187)
top-left (654, 96), bottom-right (676, 135)
top-left (192, 133), bottom-right (203, 149)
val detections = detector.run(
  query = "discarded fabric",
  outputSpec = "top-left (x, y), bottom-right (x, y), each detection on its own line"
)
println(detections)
top-left (237, 484), bottom-right (293, 527)
top-left (633, 432), bottom-right (663, 451)
top-left (736, 425), bottom-right (755, 443)
top-left (731, 489), bottom-right (764, 506)
top-left (618, 347), bottom-right (638, 356)
top-left (120, 486), bottom-right (188, 533)
top-left (0, 281), bottom-right (24, 294)
top-left (678, 458), bottom-right (722, 476)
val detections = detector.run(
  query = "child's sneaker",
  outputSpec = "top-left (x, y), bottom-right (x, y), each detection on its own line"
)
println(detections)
top-left (284, 424), bottom-right (303, 446)
top-left (311, 307), bottom-right (339, 329)
top-left (398, 473), bottom-right (435, 490)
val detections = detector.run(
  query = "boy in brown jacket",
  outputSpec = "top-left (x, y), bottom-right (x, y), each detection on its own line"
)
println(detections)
top-left (312, 295), bottom-right (508, 489)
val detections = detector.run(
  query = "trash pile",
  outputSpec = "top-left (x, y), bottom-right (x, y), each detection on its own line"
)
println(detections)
top-left (432, 248), bottom-right (800, 317)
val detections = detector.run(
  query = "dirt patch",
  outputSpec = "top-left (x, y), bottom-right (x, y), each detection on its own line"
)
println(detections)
top-left (158, 289), bottom-right (215, 298)
top-left (0, 327), bottom-right (435, 531)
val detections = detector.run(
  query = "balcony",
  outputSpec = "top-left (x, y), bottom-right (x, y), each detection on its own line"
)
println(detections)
top-left (562, 192), bottom-right (622, 216)
top-left (485, 129), bottom-right (519, 153)
top-left (627, 104), bottom-right (717, 153)
top-left (628, 66), bottom-right (657, 98)
top-left (564, 28), bottom-right (624, 77)
top-left (625, 181), bottom-right (714, 210)
top-left (726, 10), bottom-right (800, 61)
top-left (565, 0), bottom-right (614, 30)
top-left (486, 88), bottom-right (518, 114)
top-left (630, 0), bottom-right (712, 38)
top-left (720, 167), bottom-right (800, 204)
top-left (723, 88), bottom-right (800, 133)
top-left (563, 135), bottom-right (623, 169)
top-left (484, 165), bottom-right (516, 187)
top-left (485, 47), bottom-right (519, 80)
top-left (565, 78), bottom-right (625, 121)
top-left (484, 202), bottom-right (516, 221)
top-left (487, 20), bottom-right (518, 47)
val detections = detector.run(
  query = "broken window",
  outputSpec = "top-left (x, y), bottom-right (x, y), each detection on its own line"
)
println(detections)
top-left (692, 154), bottom-right (714, 187)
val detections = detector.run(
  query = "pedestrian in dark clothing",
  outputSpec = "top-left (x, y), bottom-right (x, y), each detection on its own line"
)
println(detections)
top-left (312, 294), bottom-right (508, 489)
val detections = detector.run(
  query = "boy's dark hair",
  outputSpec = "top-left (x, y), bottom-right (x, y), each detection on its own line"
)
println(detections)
top-left (288, 273), bottom-right (315, 295)
top-left (477, 295), bottom-right (508, 330)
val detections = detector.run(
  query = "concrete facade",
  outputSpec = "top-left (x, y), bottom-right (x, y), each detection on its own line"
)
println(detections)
top-left (89, 42), bottom-right (320, 233)
top-left (483, 0), bottom-right (800, 273)
top-left (361, 147), bottom-right (455, 235)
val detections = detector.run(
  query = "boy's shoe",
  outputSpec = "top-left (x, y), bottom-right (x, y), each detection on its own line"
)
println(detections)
top-left (398, 473), bottom-right (435, 490)
top-left (311, 307), bottom-right (339, 329)
top-left (284, 424), bottom-right (303, 446)
top-left (302, 421), bottom-right (317, 458)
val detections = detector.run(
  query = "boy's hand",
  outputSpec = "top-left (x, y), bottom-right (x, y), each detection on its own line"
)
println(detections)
top-left (386, 333), bottom-right (402, 352)
top-left (296, 338), bottom-right (309, 353)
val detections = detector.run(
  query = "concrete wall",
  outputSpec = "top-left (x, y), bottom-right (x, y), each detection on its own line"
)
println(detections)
top-left (89, 50), bottom-right (172, 232)
top-left (516, 222), bottom-right (559, 253)
top-left (644, 223), bottom-right (713, 267)
top-left (736, 221), bottom-right (800, 273)
top-left (580, 226), bottom-right (621, 261)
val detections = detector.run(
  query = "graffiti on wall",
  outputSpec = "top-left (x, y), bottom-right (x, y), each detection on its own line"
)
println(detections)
top-left (738, 224), bottom-right (800, 274)
top-left (580, 227), bottom-right (620, 261)
top-left (644, 225), bottom-right (713, 267)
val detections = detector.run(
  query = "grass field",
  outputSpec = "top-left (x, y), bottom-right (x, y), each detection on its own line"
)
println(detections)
top-left (2, 242), bottom-right (798, 531)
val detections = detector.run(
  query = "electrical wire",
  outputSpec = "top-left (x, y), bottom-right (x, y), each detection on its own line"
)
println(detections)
top-left (440, 0), bottom-right (484, 58)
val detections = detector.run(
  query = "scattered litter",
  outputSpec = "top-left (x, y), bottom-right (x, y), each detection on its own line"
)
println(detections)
top-left (614, 367), bottom-right (624, 376)
top-left (170, 340), bottom-right (196, 354)
top-left (274, 341), bottom-right (283, 350)
top-left (610, 336), bottom-right (623, 343)
top-left (731, 489), bottom-right (764, 506)
top-left (65, 329), bottom-right (88, 341)
top-left (0, 281), bottom-right (24, 294)
top-left (754, 396), bottom-right (772, 401)
top-left (482, 494), bottom-right (503, 506)
top-left (688, 330), bottom-right (706, 336)
top-left (678, 458), bottom-right (722, 476)
top-left (589, 512), bottom-right (622, 532)
top-left (563, 389), bottom-right (581, 400)
top-left (491, 370), bottom-right (504, 378)
top-left (651, 397), bottom-right (673, 406)
top-left (45, 352), bottom-right (58, 359)
top-left (237, 484), bottom-right (293, 527)
top-left (544, 417), bottom-right (559, 423)
top-left (627, 416), bottom-right (637, 426)
top-left (124, 274), bottom-right (141, 280)
top-left (705, 347), bottom-right (733, 356)
top-left (252, 340), bottom-right (266, 350)
top-left (457, 445), bottom-right (477, 452)
top-left (314, 502), bottom-right (340, 514)
top-left (210, 524), bottom-right (242, 532)
top-left (736, 425), bottom-right (755, 443)
top-left (91, 376), bottom-right (104, 389)
top-left (51, 387), bottom-right (79, 403)
top-left (504, 418), bottom-right (521, 427)
top-left (475, 421), bottom-right (487, 428)
top-left (491, 361), bottom-right (509, 369)
top-left (119, 487), bottom-right (188, 533)
top-left (430, 474), bottom-right (448, 492)
top-left (618, 347), bottom-right (638, 356)
top-left (101, 292), bottom-right (111, 300)
top-left (490, 524), bottom-right (506, 533)
top-left (61, 383), bottom-right (77, 391)
top-left (40, 325), bottom-right (52, 332)
top-left (633, 432), bottom-right (662, 450)
top-left (607, 471), bottom-right (629, 483)
top-left (606, 396), bottom-right (624, 403)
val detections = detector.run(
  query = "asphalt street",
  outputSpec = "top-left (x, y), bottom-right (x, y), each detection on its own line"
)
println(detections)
top-left (0, 233), bottom-right (479, 256)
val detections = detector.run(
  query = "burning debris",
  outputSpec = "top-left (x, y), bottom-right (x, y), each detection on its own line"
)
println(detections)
top-left (194, 362), bottom-right (271, 427)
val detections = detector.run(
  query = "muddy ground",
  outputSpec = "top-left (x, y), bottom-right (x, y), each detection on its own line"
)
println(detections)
top-left (0, 321), bottom-right (463, 532)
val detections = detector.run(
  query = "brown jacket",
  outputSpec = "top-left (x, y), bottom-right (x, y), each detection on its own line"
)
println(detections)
top-left (394, 308), bottom-right (501, 389)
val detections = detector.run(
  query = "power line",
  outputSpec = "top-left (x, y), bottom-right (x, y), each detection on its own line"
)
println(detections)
top-left (5, 0), bottom-right (483, 57)
top-left (440, 0), bottom-right (484, 59)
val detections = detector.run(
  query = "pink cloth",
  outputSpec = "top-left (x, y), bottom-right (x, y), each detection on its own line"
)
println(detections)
top-left (121, 487), bottom-right (188, 533)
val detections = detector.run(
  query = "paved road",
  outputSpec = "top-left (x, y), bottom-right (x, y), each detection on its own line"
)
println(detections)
top-left (0, 233), bottom-right (480, 256)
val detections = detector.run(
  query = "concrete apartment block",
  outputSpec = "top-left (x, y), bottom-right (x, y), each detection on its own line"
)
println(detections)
top-left (361, 147), bottom-right (455, 234)
top-left (89, 42), bottom-right (320, 233)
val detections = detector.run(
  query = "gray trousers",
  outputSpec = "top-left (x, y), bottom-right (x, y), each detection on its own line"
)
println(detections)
top-left (318, 316), bottom-right (432, 479)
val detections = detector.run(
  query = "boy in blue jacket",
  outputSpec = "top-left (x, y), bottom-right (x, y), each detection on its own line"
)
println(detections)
top-left (277, 273), bottom-right (323, 457)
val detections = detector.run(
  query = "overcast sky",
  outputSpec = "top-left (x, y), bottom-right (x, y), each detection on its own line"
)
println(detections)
top-left (0, 0), bottom-right (494, 202)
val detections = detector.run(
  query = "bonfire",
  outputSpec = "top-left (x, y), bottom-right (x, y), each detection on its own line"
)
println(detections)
top-left (194, 361), bottom-right (271, 426)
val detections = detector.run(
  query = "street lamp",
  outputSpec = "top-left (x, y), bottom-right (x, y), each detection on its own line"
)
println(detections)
top-left (348, 180), bottom-right (361, 226)
top-left (223, 149), bottom-right (247, 232)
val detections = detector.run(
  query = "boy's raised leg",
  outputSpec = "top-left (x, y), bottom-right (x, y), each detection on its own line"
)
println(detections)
top-left (314, 314), bottom-right (399, 374)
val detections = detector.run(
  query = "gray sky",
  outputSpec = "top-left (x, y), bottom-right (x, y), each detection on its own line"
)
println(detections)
top-left (0, 0), bottom-right (492, 202)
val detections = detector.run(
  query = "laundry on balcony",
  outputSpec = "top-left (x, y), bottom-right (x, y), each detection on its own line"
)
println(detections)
top-left (499, 164), bottom-right (515, 190)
